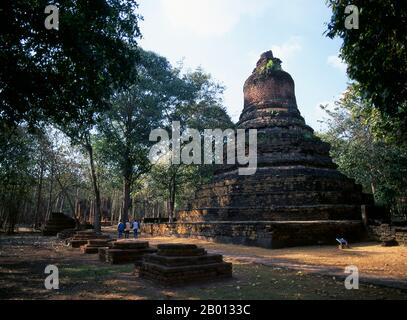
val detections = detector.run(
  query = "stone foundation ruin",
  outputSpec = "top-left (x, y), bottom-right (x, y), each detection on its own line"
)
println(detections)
top-left (42, 212), bottom-right (76, 236)
top-left (139, 244), bottom-right (232, 285)
top-left (99, 240), bottom-right (156, 265)
top-left (69, 230), bottom-right (110, 248)
top-left (80, 239), bottom-right (115, 254)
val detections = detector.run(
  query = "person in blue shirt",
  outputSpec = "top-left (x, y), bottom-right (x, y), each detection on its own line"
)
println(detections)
top-left (117, 221), bottom-right (125, 239)
top-left (132, 220), bottom-right (139, 239)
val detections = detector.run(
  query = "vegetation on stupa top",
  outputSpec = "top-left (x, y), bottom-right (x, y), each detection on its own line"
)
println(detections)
top-left (256, 57), bottom-right (283, 75)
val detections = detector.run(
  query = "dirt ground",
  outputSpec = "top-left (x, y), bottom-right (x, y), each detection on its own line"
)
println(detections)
top-left (144, 235), bottom-right (407, 289)
top-left (0, 230), bottom-right (406, 300)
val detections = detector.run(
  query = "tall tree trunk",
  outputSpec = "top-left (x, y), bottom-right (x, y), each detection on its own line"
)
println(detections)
top-left (122, 176), bottom-right (131, 223)
top-left (168, 174), bottom-right (176, 223)
top-left (73, 188), bottom-right (80, 228)
top-left (6, 185), bottom-right (18, 234)
top-left (34, 161), bottom-right (44, 228)
top-left (46, 164), bottom-right (54, 222)
top-left (111, 193), bottom-right (115, 224)
top-left (55, 176), bottom-right (75, 216)
top-left (85, 140), bottom-right (102, 233)
top-left (59, 195), bottom-right (64, 212)
top-left (54, 195), bottom-right (60, 212)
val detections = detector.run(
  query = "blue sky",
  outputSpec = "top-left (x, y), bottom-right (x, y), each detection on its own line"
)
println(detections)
top-left (138, 0), bottom-right (349, 131)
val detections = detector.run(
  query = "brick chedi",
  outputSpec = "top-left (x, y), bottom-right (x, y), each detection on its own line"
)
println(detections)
top-left (144, 51), bottom-right (374, 248)
top-left (139, 244), bottom-right (232, 286)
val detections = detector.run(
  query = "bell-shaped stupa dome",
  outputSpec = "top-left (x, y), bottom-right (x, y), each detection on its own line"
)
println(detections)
top-left (243, 50), bottom-right (297, 110)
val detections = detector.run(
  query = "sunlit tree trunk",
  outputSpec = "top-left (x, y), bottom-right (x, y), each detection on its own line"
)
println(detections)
top-left (85, 137), bottom-right (102, 233)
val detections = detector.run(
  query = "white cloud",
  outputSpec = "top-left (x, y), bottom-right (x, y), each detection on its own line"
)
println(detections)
top-left (247, 36), bottom-right (303, 72)
top-left (271, 36), bottom-right (303, 63)
top-left (327, 55), bottom-right (347, 74)
top-left (160, 0), bottom-right (271, 37)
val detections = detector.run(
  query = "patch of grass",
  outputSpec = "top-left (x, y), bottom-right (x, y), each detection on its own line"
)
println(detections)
top-left (60, 264), bottom-right (133, 281)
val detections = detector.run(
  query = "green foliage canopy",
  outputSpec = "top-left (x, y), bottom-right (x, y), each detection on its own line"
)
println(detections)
top-left (319, 84), bottom-right (407, 218)
top-left (326, 0), bottom-right (407, 140)
top-left (0, 0), bottom-right (142, 128)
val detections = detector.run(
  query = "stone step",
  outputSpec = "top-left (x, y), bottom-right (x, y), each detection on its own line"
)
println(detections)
top-left (157, 244), bottom-right (198, 250)
top-left (197, 178), bottom-right (359, 194)
top-left (87, 239), bottom-right (114, 247)
top-left (81, 246), bottom-right (100, 254)
top-left (139, 261), bottom-right (232, 286)
top-left (178, 204), bottom-right (362, 222)
top-left (72, 234), bottom-right (110, 240)
top-left (70, 235), bottom-right (110, 248)
top-left (145, 253), bottom-right (224, 267)
top-left (98, 247), bottom-right (110, 262)
top-left (192, 190), bottom-right (364, 208)
top-left (143, 220), bottom-right (365, 249)
top-left (157, 248), bottom-right (207, 257)
top-left (107, 248), bottom-right (157, 265)
top-left (112, 240), bottom-right (149, 250)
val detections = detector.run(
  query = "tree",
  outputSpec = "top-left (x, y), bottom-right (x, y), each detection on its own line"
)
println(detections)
top-left (96, 50), bottom-right (192, 223)
top-left (1, 1), bottom-right (143, 232)
top-left (0, 0), bottom-right (141, 128)
top-left (325, 0), bottom-right (407, 142)
top-left (319, 84), bottom-right (407, 219)
top-left (149, 68), bottom-right (234, 221)
top-left (0, 123), bottom-right (38, 233)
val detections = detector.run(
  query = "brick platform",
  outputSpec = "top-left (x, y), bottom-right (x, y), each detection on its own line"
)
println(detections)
top-left (102, 240), bottom-right (157, 265)
top-left (80, 239), bottom-right (115, 254)
top-left (143, 220), bottom-right (366, 249)
top-left (139, 244), bottom-right (232, 286)
top-left (42, 212), bottom-right (76, 236)
top-left (368, 224), bottom-right (407, 246)
top-left (69, 230), bottom-right (111, 248)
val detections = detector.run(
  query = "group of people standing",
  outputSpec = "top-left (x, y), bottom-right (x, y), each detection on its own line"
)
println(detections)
top-left (117, 220), bottom-right (140, 239)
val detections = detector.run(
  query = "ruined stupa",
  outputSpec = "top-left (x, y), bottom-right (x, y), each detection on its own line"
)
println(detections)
top-left (145, 51), bottom-right (374, 248)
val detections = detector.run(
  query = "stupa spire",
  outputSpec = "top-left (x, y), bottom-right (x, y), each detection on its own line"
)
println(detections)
top-left (239, 50), bottom-right (302, 129)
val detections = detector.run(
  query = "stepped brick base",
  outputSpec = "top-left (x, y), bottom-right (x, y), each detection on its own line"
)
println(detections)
top-left (101, 240), bottom-right (157, 265)
top-left (139, 244), bottom-right (232, 285)
top-left (80, 239), bottom-right (115, 254)
top-left (143, 220), bottom-right (366, 249)
top-left (368, 224), bottom-right (407, 246)
top-left (69, 231), bottom-right (111, 248)
top-left (42, 212), bottom-right (76, 236)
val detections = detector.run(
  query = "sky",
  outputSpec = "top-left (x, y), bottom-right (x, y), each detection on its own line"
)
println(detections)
top-left (137, 0), bottom-right (349, 132)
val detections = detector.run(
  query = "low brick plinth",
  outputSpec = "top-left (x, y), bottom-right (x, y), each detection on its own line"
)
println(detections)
top-left (139, 244), bottom-right (232, 285)
top-left (107, 248), bottom-right (156, 265)
top-left (142, 220), bottom-right (366, 249)
top-left (99, 240), bottom-right (157, 265)
top-left (69, 231), bottom-right (111, 248)
top-left (80, 239), bottom-right (115, 254)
